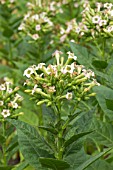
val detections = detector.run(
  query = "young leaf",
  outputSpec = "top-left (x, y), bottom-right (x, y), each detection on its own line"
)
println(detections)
top-left (64, 131), bottom-right (93, 148)
top-left (38, 126), bottom-right (58, 135)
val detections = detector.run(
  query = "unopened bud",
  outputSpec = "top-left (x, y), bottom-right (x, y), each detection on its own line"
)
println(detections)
top-left (37, 99), bottom-right (49, 105)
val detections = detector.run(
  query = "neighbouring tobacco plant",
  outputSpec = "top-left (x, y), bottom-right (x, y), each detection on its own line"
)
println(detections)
top-left (0, 77), bottom-right (23, 167)
top-left (23, 50), bottom-right (100, 169)
top-left (75, 1), bottom-right (113, 58)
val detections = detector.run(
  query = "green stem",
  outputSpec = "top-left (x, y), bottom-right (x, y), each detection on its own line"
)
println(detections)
top-left (93, 40), bottom-right (103, 59)
top-left (2, 121), bottom-right (7, 166)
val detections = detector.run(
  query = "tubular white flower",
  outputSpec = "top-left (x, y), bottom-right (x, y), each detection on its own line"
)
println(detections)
top-left (104, 3), bottom-right (113, 9)
top-left (67, 51), bottom-right (77, 60)
top-left (66, 92), bottom-right (73, 100)
top-left (31, 34), bottom-right (39, 40)
top-left (92, 15), bottom-right (101, 24)
top-left (37, 63), bottom-right (46, 69)
top-left (23, 67), bottom-right (34, 78)
top-left (99, 20), bottom-right (107, 27)
top-left (1, 109), bottom-right (11, 118)
top-left (35, 24), bottom-right (41, 31)
top-left (10, 102), bottom-right (18, 109)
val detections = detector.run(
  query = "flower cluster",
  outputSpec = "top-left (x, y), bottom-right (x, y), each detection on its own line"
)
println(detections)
top-left (75, 2), bottom-right (113, 40)
top-left (23, 51), bottom-right (100, 109)
top-left (0, 77), bottom-right (23, 119)
top-left (0, 0), bottom-right (15, 4)
top-left (18, 2), bottom-right (53, 41)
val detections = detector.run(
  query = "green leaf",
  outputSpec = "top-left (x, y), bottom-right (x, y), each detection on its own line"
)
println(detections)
top-left (38, 126), bottom-right (58, 135)
top-left (91, 119), bottom-right (113, 147)
top-left (0, 166), bottom-right (14, 170)
top-left (7, 119), bottom-right (52, 170)
top-left (64, 131), bottom-right (93, 148)
top-left (39, 158), bottom-right (70, 170)
top-left (0, 134), bottom-right (5, 145)
top-left (86, 159), bottom-right (113, 170)
top-left (92, 60), bottom-right (108, 69)
top-left (93, 85), bottom-right (113, 119)
top-left (70, 42), bottom-right (92, 67)
top-left (106, 99), bottom-right (113, 111)
top-left (13, 161), bottom-right (28, 170)
top-left (76, 148), bottom-right (112, 170)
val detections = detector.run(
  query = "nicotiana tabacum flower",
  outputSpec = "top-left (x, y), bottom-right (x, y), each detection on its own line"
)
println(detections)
top-left (18, 3), bottom-right (53, 41)
top-left (23, 51), bottom-right (100, 111)
top-left (75, 2), bottom-right (113, 40)
top-left (0, 77), bottom-right (23, 119)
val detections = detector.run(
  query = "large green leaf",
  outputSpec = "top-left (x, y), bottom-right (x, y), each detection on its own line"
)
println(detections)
top-left (70, 42), bottom-right (92, 67)
top-left (76, 148), bottom-right (112, 170)
top-left (93, 85), bottom-right (113, 119)
top-left (39, 158), bottom-right (70, 170)
top-left (7, 119), bottom-right (51, 170)
top-left (91, 119), bottom-right (113, 147)
top-left (86, 159), bottom-right (113, 170)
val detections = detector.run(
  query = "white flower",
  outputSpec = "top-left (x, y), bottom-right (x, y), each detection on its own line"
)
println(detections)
top-left (35, 24), bottom-right (41, 31)
top-left (1, 109), bottom-right (10, 118)
top-left (18, 23), bottom-right (25, 30)
top-left (23, 67), bottom-right (34, 78)
top-left (32, 14), bottom-right (39, 21)
top-left (37, 63), bottom-right (46, 69)
top-left (75, 27), bottom-right (81, 34)
top-left (0, 101), bottom-right (4, 106)
top-left (92, 15), bottom-right (101, 24)
top-left (106, 26), bottom-right (113, 32)
top-left (31, 34), bottom-right (39, 40)
top-left (7, 88), bottom-right (13, 93)
top-left (10, 0), bottom-right (15, 3)
top-left (99, 20), bottom-right (107, 27)
top-left (67, 51), bottom-right (77, 60)
top-left (10, 102), bottom-right (18, 109)
top-left (104, 3), bottom-right (113, 9)
top-left (15, 93), bottom-right (23, 101)
top-left (109, 10), bottom-right (113, 16)
top-left (82, 69), bottom-right (95, 78)
top-left (24, 13), bottom-right (30, 20)
top-left (61, 64), bottom-right (75, 74)
top-left (66, 92), bottom-right (73, 100)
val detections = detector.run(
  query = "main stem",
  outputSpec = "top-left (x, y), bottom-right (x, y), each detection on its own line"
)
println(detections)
top-left (55, 103), bottom-right (63, 160)
top-left (2, 121), bottom-right (7, 166)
